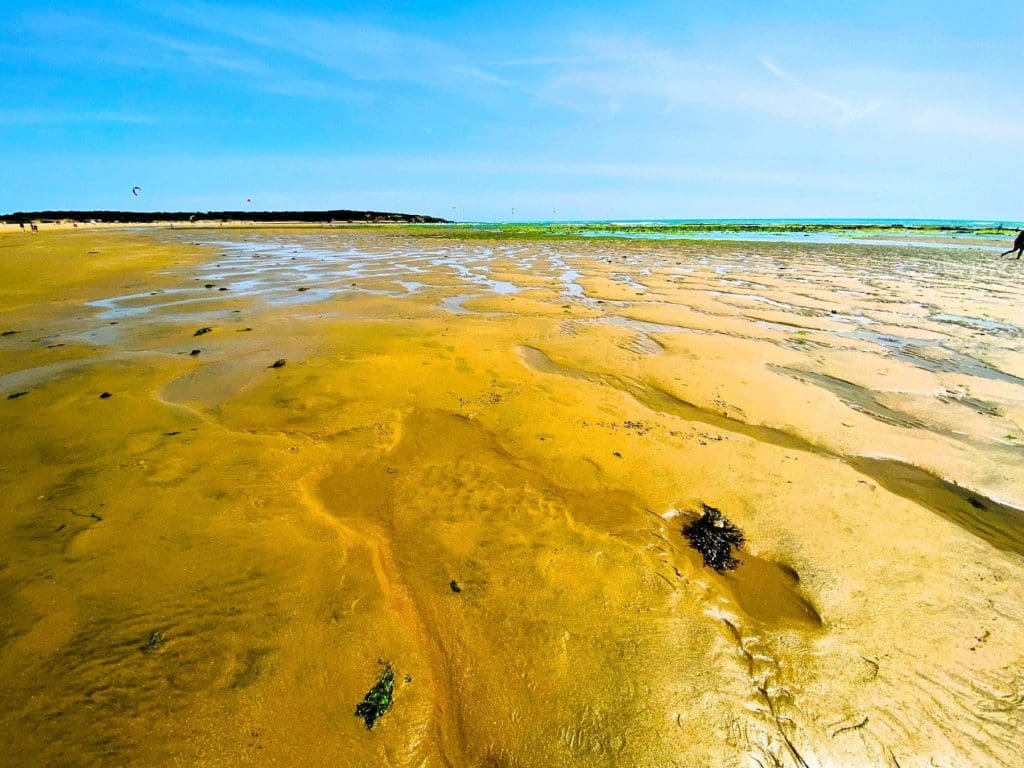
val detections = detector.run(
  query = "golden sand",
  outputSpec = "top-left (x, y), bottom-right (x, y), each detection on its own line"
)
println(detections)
top-left (1, 228), bottom-right (1022, 767)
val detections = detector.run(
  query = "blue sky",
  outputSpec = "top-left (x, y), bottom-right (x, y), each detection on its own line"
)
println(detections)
top-left (2, 1), bottom-right (1022, 220)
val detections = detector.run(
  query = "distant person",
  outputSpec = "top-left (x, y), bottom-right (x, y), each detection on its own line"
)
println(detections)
top-left (1001, 230), bottom-right (1024, 259)
top-left (18, 222), bottom-right (24, 231)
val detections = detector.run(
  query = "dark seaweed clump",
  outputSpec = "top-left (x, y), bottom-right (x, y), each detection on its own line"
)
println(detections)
top-left (355, 661), bottom-right (395, 730)
top-left (682, 504), bottom-right (745, 572)
top-left (140, 631), bottom-right (164, 654)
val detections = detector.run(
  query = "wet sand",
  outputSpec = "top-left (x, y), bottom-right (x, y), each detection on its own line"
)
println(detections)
top-left (1, 227), bottom-right (1022, 767)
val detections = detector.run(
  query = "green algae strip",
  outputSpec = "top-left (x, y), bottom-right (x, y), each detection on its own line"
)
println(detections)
top-left (375, 220), bottom-right (1019, 242)
top-left (355, 662), bottom-right (395, 730)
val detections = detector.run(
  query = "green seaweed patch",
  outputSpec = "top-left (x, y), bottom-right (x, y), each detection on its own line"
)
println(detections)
top-left (382, 220), bottom-right (1011, 243)
top-left (355, 661), bottom-right (395, 730)
top-left (682, 504), bottom-right (745, 572)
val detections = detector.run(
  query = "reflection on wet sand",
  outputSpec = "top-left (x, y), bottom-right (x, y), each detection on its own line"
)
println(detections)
top-left (1, 227), bottom-right (1023, 767)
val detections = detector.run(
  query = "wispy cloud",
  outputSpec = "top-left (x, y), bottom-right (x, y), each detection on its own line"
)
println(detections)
top-left (0, 108), bottom-right (155, 125)
top-left (757, 56), bottom-right (881, 123)
top-left (171, 152), bottom-right (879, 192)
top-left (16, 10), bottom-right (264, 76)
top-left (494, 52), bottom-right (646, 68)
top-left (139, 29), bottom-right (265, 75)
top-left (11, 8), bottom-right (371, 105)
top-left (514, 34), bottom-right (1021, 144)
top-left (530, 39), bottom-right (736, 114)
top-left (151, 1), bottom-right (511, 91)
top-left (906, 105), bottom-right (1023, 142)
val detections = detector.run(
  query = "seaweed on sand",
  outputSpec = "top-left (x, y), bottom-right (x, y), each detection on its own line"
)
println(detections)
top-left (682, 504), bottom-right (745, 572)
top-left (355, 661), bottom-right (395, 730)
top-left (140, 631), bottom-right (164, 654)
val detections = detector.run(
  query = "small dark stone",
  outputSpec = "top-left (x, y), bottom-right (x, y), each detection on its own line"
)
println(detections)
top-left (194, 327), bottom-right (213, 337)
top-left (449, 580), bottom-right (462, 593)
top-left (190, 349), bottom-right (201, 356)
top-left (270, 359), bottom-right (286, 369)
top-left (99, 392), bottom-right (112, 399)
top-left (218, 287), bottom-right (229, 291)
top-left (204, 284), bottom-right (215, 289)
top-left (612, 451), bottom-right (622, 458)
top-left (967, 497), bottom-right (987, 510)
top-left (7, 391), bottom-right (28, 400)
top-left (297, 287), bottom-right (309, 292)
top-left (1, 330), bottom-right (16, 336)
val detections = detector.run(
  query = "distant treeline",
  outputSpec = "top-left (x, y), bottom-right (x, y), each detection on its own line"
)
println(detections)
top-left (0, 209), bottom-right (449, 224)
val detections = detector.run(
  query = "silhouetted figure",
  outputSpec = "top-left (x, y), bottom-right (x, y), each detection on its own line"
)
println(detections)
top-left (1001, 230), bottom-right (1024, 259)
top-left (29, 223), bottom-right (38, 233)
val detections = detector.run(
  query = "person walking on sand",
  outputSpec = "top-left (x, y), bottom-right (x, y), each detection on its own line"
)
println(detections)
top-left (1000, 230), bottom-right (1024, 259)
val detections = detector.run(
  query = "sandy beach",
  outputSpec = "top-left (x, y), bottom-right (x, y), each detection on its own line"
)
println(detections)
top-left (1, 227), bottom-right (1022, 767)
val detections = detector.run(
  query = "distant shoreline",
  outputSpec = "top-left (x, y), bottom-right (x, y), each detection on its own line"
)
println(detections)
top-left (2, 215), bottom-right (1018, 250)
top-left (0, 209), bottom-right (449, 225)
